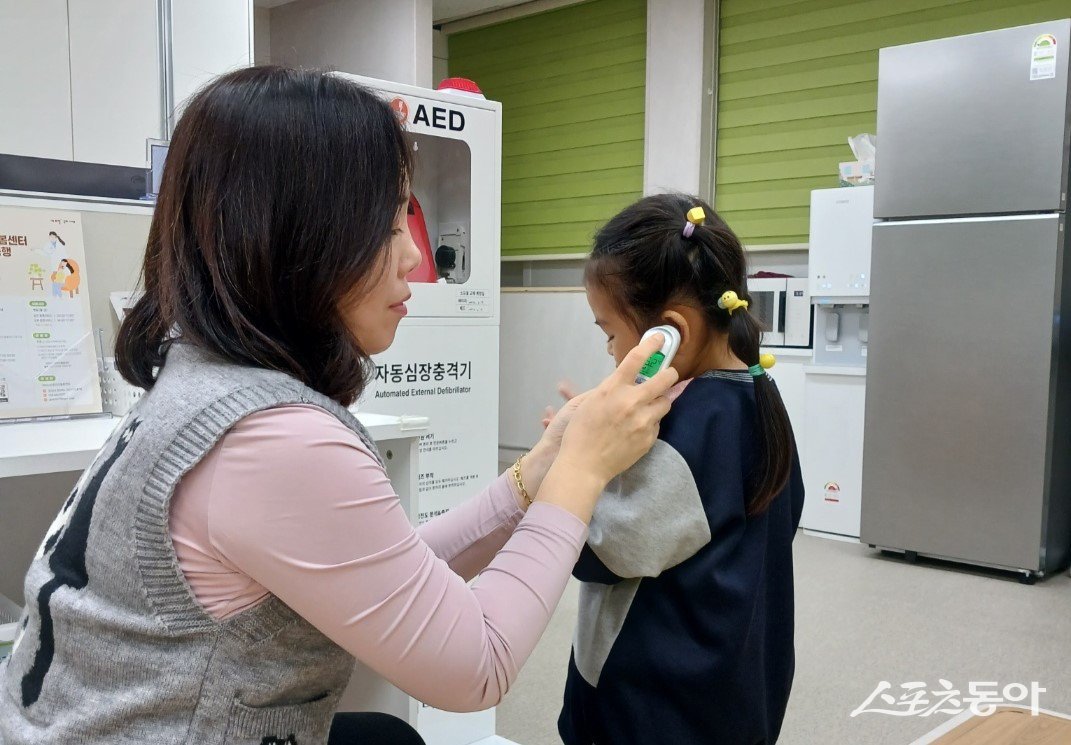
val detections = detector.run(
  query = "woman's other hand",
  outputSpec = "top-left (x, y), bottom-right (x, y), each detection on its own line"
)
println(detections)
top-left (512, 383), bottom-right (584, 510)
top-left (540, 381), bottom-right (582, 444)
top-left (534, 334), bottom-right (679, 522)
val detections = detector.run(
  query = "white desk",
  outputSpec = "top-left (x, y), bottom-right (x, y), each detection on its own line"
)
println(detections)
top-left (0, 412), bottom-right (427, 480)
top-left (0, 411), bottom-right (428, 560)
top-left (0, 417), bottom-right (122, 479)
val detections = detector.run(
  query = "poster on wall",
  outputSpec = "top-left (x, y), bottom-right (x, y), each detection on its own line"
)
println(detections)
top-left (0, 207), bottom-right (102, 420)
top-left (359, 324), bottom-right (499, 524)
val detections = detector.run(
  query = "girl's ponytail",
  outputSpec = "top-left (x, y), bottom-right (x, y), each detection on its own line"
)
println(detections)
top-left (726, 306), bottom-right (794, 515)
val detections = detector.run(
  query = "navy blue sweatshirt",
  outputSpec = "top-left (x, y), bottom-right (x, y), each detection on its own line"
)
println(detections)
top-left (558, 371), bottom-right (805, 745)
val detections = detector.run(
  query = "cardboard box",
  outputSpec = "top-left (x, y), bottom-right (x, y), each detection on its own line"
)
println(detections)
top-left (922, 707), bottom-right (1071, 744)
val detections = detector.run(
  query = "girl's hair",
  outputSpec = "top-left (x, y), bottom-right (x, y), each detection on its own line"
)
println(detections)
top-left (585, 193), bottom-right (793, 516)
top-left (115, 66), bottom-right (412, 406)
top-left (49, 232), bottom-right (66, 245)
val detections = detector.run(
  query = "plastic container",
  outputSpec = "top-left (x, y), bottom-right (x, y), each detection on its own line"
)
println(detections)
top-left (0, 592), bottom-right (23, 661)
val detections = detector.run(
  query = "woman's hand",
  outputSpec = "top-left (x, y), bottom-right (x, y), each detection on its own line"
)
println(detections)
top-left (533, 334), bottom-right (679, 522)
top-left (541, 381), bottom-right (579, 428)
top-left (540, 382), bottom-right (583, 447)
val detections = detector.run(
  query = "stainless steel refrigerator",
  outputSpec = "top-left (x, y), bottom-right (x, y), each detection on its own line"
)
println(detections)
top-left (861, 19), bottom-right (1071, 580)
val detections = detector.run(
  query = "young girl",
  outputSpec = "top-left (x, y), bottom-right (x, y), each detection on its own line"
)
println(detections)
top-left (559, 194), bottom-right (805, 744)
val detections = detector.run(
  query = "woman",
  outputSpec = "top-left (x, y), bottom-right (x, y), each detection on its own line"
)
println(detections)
top-left (59, 258), bottom-right (79, 297)
top-left (0, 67), bottom-right (677, 744)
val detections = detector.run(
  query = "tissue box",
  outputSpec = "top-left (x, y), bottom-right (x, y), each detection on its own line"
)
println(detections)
top-left (839, 160), bottom-right (874, 186)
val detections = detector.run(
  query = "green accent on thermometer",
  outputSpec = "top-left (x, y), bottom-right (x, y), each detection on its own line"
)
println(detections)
top-left (639, 352), bottom-right (666, 379)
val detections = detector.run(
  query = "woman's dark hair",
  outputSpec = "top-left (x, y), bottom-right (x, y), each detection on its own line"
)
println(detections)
top-left (116, 66), bottom-right (412, 406)
top-left (49, 232), bottom-right (66, 245)
top-left (585, 193), bottom-right (793, 516)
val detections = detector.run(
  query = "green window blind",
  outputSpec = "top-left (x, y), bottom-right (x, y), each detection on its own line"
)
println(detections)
top-left (449, 0), bottom-right (646, 259)
top-left (716, 0), bottom-right (1071, 248)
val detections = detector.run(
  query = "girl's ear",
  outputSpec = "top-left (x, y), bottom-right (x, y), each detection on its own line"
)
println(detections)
top-left (661, 309), bottom-right (690, 348)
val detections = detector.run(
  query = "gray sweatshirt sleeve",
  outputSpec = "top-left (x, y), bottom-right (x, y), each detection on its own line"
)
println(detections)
top-left (585, 440), bottom-right (712, 578)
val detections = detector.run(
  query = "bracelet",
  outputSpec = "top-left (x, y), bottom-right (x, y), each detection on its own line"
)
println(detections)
top-left (512, 454), bottom-right (533, 508)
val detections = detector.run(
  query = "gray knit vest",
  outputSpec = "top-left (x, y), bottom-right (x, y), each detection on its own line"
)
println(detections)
top-left (0, 343), bottom-right (380, 744)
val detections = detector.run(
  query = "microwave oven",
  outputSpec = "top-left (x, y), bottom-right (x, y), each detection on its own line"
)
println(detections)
top-left (748, 277), bottom-right (812, 348)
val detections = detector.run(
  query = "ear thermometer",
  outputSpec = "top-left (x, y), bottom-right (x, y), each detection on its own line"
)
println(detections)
top-left (635, 325), bottom-right (681, 384)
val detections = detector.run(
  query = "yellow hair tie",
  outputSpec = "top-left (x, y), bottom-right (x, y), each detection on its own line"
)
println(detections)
top-left (682, 206), bottom-right (706, 238)
top-left (759, 353), bottom-right (776, 370)
top-left (717, 290), bottom-right (749, 315)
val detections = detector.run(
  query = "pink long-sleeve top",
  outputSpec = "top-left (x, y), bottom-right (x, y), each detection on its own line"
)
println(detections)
top-left (168, 404), bottom-right (587, 712)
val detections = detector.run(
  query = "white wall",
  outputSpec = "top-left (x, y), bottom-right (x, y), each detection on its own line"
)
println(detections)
top-left (170, 0), bottom-right (254, 122)
top-left (254, 6), bottom-right (272, 65)
top-left (0, 0), bottom-right (74, 160)
top-left (432, 28), bottom-right (449, 87)
top-left (270, 0), bottom-right (433, 87)
top-left (499, 290), bottom-right (613, 453)
top-left (68, 0), bottom-right (162, 166)
top-left (643, 0), bottom-right (716, 197)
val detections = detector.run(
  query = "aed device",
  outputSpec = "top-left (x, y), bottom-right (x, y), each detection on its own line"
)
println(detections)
top-left (636, 325), bottom-right (681, 384)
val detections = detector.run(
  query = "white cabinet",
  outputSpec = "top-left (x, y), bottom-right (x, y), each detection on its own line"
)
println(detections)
top-left (809, 186), bottom-right (874, 299)
top-left (801, 368), bottom-right (866, 537)
top-left (1, 0), bottom-right (252, 167)
top-left (170, 0), bottom-right (252, 119)
top-left (0, 0), bottom-right (74, 160)
top-left (69, 0), bottom-right (162, 167)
